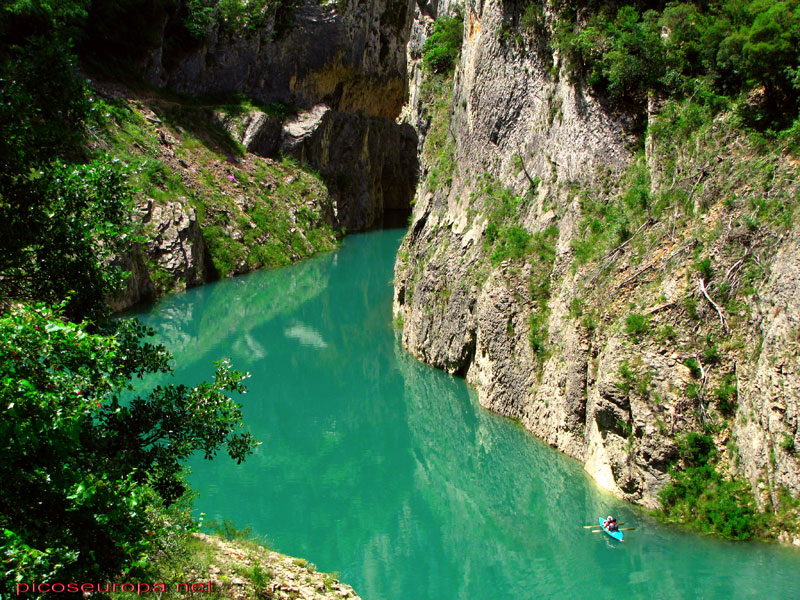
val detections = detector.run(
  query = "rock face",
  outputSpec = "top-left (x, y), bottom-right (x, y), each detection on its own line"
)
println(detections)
top-left (192, 533), bottom-right (362, 600)
top-left (108, 246), bottom-right (155, 313)
top-left (219, 102), bottom-right (419, 232)
top-left (143, 0), bottom-right (419, 232)
top-left (393, 0), bottom-right (800, 522)
top-left (396, 0), bottom-right (630, 472)
top-left (107, 0), bottom-right (422, 310)
top-left (110, 198), bottom-right (212, 312)
top-left (734, 237), bottom-right (800, 506)
top-left (281, 106), bottom-right (418, 231)
top-left (143, 199), bottom-right (212, 287)
top-left (147, 0), bottom-right (414, 120)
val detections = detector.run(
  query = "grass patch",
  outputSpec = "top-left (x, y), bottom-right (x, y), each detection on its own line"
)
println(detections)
top-left (624, 312), bottom-right (649, 340)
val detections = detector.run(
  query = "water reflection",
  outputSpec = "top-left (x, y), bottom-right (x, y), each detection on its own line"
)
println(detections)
top-left (284, 321), bottom-right (329, 349)
top-left (129, 249), bottom-right (336, 368)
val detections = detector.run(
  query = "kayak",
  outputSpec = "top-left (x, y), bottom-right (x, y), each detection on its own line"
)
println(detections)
top-left (598, 517), bottom-right (623, 541)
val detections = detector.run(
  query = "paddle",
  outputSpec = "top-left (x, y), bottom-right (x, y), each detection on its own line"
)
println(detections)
top-left (583, 523), bottom-right (624, 528)
top-left (592, 527), bottom-right (636, 532)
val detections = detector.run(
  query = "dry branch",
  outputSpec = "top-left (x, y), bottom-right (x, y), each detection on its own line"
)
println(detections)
top-left (699, 278), bottom-right (728, 332)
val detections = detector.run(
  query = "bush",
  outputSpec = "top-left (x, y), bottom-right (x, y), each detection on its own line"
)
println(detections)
top-left (713, 374), bottom-right (737, 415)
top-left (624, 312), bottom-right (649, 339)
top-left (555, 5), bottom-right (665, 103)
top-left (422, 14), bottom-right (464, 73)
top-left (521, 2), bottom-right (545, 34)
top-left (528, 310), bottom-right (549, 355)
top-left (694, 257), bottom-right (713, 281)
top-left (658, 431), bottom-right (760, 539)
top-left (491, 226), bottom-right (532, 265)
top-left (684, 357), bottom-right (703, 378)
top-left (553, 0), bottom-right (800, 132)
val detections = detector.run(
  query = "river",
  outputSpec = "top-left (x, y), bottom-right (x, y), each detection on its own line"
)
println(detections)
top-left (135, 229), bottom-right (799, 600)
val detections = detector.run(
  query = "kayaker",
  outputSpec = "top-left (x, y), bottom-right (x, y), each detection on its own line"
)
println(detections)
top-left (604, 516), bottom-right (619, 532)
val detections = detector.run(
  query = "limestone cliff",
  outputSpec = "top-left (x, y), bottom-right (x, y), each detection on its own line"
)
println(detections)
top-left (98, 82), bottom-right (339, 312)
top-left (143, 0), bottom-right (419, 233)
top-left (393, 0), bottom-right (800, 539)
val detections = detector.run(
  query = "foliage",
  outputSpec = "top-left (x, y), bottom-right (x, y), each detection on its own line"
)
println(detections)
top-left (624, 312), bottom-right (649, 339)
top-left (684, 357), bottom-right (703, 379)
top-left (0, 157), bottom-right (136, 321)
top-left (422, 14), bottom-right (464, 74)
top-left (657, 432), bottom-right (761, 539)
top-left (551, 0), bottom-right (800, 131)
top-left (0, 4), bottom-right (264, 589)
top-left (0, 8), bottom-right (139, 321)
top-left (421, 73), bottom-right (457, 191)
top-left (527, 226), bottom-right (558, 357)
top-left (572, 154), bottom-right (651, 267)
top-left (1, 0), bottom-right (300, 70)
top-left (0, 303), bottom-right (257, 586)
top-left (491, 226), bottom-right (533, 264)
top-left (712, 373), bottom-right (737, 415)
top-left (520, 2), bottom-right (546, 34)
top-left (555, 4), bottom-right (665, 103)
top-left (190, 0), bottom-right (300, 37)
top-left (694, 257), bottom-right (714, 281)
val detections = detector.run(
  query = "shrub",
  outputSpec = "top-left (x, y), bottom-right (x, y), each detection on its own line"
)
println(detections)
top-left (658, 435), bottom-right (760, 539)
top-left (553, 0), bottom-right (800, 133)
top-left (703, 341), bottom-right (721, 364)
top-left (422, 14), bottom-right (464, 73)
top-left (658, 324), bottom-right (676, 341)
top-left (0, 304), bottom-right (257, 584)
top-left (679, 432), bottom-right (716, 467)
top-left (528, 310), bottom-right (548, 355)
top-left (521, 2), bottom-right (545, 34)
top-left (713, 374), bottom-right (737, 415)
top-left (694, 257), bottom-right (713, 280)
top-left (615, 361), bottom-right (636, 393)
top-left (624, 312), bottom-right (649, 339)
top-left (491, 226), bottom-right (532, 265)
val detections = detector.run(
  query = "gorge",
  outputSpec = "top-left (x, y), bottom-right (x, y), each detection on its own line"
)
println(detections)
top-left (3, 0), bottom-right (800, 596)
top-left (113, 0), bottom-right (800, 548)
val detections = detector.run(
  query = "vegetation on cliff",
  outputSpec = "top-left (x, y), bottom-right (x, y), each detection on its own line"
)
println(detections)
top-left (545, 1), bottom-right (800, 539)
top-left (422, 12), bottom-right (464, 74)
top-left (95, 86), bottom-right (337, 286)
top-left (550, 0), bottom-right (800, 137)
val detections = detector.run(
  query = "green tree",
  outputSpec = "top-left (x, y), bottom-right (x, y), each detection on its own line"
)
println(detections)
top-left (741, 1), bottom-right (800, 93)
top-left (0, 3), bottom-right (140, 321)
top-left (0, 303), bottom-right (257, 585)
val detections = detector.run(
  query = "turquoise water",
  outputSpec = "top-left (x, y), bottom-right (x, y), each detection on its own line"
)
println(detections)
top-left (136, 230), bottom-right (799, 600)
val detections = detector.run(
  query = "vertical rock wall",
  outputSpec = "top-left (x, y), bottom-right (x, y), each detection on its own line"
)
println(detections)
top-left (143, 0), bottom-right (420, 232)
top-left (393, 0), bottom-right (800, 519)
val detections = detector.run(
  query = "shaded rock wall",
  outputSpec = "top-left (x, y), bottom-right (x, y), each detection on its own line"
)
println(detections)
top-left (147, 0), bottom-right (414, 119)
top-left (143, 0), bottom-right (420, 232)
